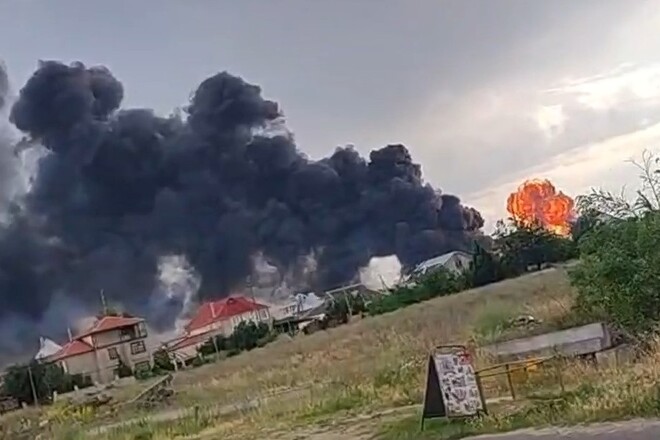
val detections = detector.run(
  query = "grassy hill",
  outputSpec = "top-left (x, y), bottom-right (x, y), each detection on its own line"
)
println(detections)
top-left (2, 266), bottom-right (580, 439)
top-left (171, 266), bottom-right (576, 408)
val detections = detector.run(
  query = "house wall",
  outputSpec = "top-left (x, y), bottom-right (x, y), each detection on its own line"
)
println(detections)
top-left (92, 324), bottom-right (153, 383)
top-left (226, 308), bottom-right (271, 334)
top-left (189, 319), bottom-right (228, 337)
top-left (445, 253), bottom-right (472, 273)
top-left (189, 308), bottom-right (272, 338)
top-left (270, 302), bottom-right (298, 321)
top-left (172, 344), bottom-right (201, 362)
top-left (58, 352), bottom-right (100, 384)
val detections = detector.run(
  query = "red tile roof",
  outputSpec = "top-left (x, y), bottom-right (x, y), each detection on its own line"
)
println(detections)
top-left (76, 316), bottom-right (144, 338)
top-left (43, 315), bottom-right (144, 362)
top-left (185, 295), bottom-right (267, 333)
top-left (48, 340), bottom-right (93, 362)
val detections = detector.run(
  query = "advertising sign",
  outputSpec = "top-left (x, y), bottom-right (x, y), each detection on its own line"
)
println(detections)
top-left (421, 345), bottom-right (485, 428)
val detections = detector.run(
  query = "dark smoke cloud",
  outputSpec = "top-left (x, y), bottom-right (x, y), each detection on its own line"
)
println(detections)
top-left (0, 61), bottom-right (483, 357)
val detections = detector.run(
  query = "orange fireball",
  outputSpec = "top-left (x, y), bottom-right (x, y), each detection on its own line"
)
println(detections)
top-left (506, 179), bottom-right (575, 236)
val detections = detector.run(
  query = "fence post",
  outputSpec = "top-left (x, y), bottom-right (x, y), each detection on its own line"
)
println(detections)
top-left (505, 364), bottom-right (516, 400)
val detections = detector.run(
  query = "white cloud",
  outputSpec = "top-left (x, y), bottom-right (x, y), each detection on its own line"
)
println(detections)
top-left (535, 104), bottom-right (566, 140)
top-left (547, 63), bottom-right (660, 111)
top-left (466, 120), bottom-right (660, 232)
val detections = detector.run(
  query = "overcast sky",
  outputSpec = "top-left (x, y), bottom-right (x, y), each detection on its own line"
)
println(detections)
top-left (1, 0), bottom-right (659, 230)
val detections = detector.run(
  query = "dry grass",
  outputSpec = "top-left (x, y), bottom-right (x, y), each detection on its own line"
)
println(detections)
top-left (3, 267), bottom-right (579, 439)
top-left (377, 340), bottom-right (660, 439)
top-left (169, 267), bottom-right (575, 407)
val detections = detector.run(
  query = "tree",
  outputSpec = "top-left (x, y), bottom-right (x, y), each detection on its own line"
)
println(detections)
top-left (495, 219), bottom-right (576, 275)
top-left (570, 213), bottom-right (660, 335)
top-left (229, 321), bottom-right (270, 351)
top-left (570, 150), bottom-right (660, 336)
top-left (466, 244), bottom-right (504, 287)
top-left (367, 266), bottom-right (467, 315)
top-left (2, 362), bottom-right (84, 405)
top-left (152, 348), bottom-right (175, 372)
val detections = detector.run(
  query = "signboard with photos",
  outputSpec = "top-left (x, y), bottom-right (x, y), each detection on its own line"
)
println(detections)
top-left (421, 345), bottom-right (486, 429)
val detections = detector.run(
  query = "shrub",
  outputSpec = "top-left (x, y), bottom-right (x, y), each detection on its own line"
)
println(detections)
top-left (116, 359), bottom-right (133, 378)
top-left (1, 362), bottom-right (85, 404)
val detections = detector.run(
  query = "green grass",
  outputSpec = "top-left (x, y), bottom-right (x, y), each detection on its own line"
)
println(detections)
top-left (377, 363), bottom-right (660, 440)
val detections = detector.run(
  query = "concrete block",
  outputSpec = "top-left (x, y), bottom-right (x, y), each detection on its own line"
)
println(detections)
top-left (595, 344), bottom-right (634, 368)
top-left (483, 322), bottom-right (612, 361)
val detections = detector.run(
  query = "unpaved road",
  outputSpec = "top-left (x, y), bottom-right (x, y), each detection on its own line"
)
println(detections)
top-left (467, 419), bottom-right (660, 439)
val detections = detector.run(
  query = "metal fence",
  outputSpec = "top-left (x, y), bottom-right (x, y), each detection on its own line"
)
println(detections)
top-left (475, 355), bottom-right (567, 402)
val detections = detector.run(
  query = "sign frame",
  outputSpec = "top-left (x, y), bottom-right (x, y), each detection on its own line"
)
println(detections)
top-left (420, 344), bottom-right (487, 430)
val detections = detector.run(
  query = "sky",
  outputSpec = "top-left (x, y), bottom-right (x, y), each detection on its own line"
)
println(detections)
top-left (1, 0), bottom-right (660, 231)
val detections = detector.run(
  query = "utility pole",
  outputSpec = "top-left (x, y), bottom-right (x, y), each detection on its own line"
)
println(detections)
top-left (27, 364), bottom-right (39, 408)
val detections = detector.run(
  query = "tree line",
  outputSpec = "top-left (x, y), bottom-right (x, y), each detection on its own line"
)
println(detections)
top-left (367, 218), bottom-right (579, 315)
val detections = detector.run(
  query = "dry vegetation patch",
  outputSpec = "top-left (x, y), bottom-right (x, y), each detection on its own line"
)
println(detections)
top-left (3, 268), bottom-right (579, 439)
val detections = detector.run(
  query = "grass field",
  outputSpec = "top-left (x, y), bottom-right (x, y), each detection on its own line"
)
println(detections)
top-left (2, 266), bottom-right (580, 439)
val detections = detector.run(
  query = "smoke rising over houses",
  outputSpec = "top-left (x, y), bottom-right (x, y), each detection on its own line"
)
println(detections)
top-left (0, 60), bottom-right (483, 358)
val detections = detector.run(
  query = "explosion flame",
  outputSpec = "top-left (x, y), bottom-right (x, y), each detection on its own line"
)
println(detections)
top-left (506, 179), bottom-right (575, 236)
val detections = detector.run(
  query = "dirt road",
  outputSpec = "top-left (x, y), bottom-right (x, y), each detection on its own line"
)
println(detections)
top-left (466, 419), bottom-right (660, 439)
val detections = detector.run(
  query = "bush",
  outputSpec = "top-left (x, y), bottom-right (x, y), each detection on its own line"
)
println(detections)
top-left (1, 362), bottom-right (85, 404)
top-left (152, 348), bottom-right (175, 372)
top-left (191, 356), bottom-right (205, 368)
top-left (367, 267), bottom-right (467, 315)
top-left (195, 320), bottom-right (274, 361)
top-left (229, 321), bottom-right (270, 351)
top-left (115, 359), bottom-right (133, 378)
top-left (570, 213), bottom-right (660, 336)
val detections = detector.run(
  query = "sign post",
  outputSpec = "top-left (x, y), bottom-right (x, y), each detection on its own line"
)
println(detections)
top-left (420, 344), bottom-right (486, 430)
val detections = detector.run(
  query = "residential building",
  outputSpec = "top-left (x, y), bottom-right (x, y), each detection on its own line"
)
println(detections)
top-left (34, 337), bottom-right (62, 361)
top-left (324, 283), bottom-right (381, 301)
top-left (410, 250), bottom-right (472, 278)
top-left (166, 295), bottom-right (270, 362)
top-left (44, 315), bottom-right (154, 384)
top-left (269, 292), bottom-right (326, 321)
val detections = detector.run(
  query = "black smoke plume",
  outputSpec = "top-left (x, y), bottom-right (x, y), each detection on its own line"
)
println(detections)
top-left (0, 60), bottom-right (483, 357)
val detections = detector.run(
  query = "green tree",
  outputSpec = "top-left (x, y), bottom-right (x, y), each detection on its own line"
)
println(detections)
top-left (466, 244), bottom-right (504, 287)
top-left (367, 266), bottom-right (467, 315)
top-left (1, 362), bottom-right (83, 404)
top-left (570, 150), bottom-right (660, 337)
top-left (570, 214), bottom-right (660, 335)
top-left (228, 321), bottom-right (270, 351)
top-left (495, 219), bottom-right (576, 274)
top-left (152, 348), bottom-right (175, 372)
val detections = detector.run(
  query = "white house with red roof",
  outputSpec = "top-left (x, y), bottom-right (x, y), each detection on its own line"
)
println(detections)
top-left (166, 295), bottom-right (271, 362)
top-left (43, 315), bottom-right (155, 384)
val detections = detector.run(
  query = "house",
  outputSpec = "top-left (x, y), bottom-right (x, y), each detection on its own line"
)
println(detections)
top-left (270, 292), bottom-right (329, 335)
top-left (34, 337), bottom-right (63, 361)
top-left (410, 250), bottom-right (473, 278)
top-left (43, 315), bottom-right (154, 384)
top-left (166, 295), bottom-right (271, 362)
top-left (324, 283), bottom-right (381, 302)
top-left (269, 292), bottom-right (326, 321)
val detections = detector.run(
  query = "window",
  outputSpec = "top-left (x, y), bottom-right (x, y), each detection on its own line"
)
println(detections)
top-left (137, 322), bottom-right (148, 338)
top-left (259, 309), bottom-right (269, 320)
top-left (120, 327), bottom-right (136, 341)
top-left (108, 347), bottom-right (119, 360)
top-left (130, 340), bottom-right (146, 355)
